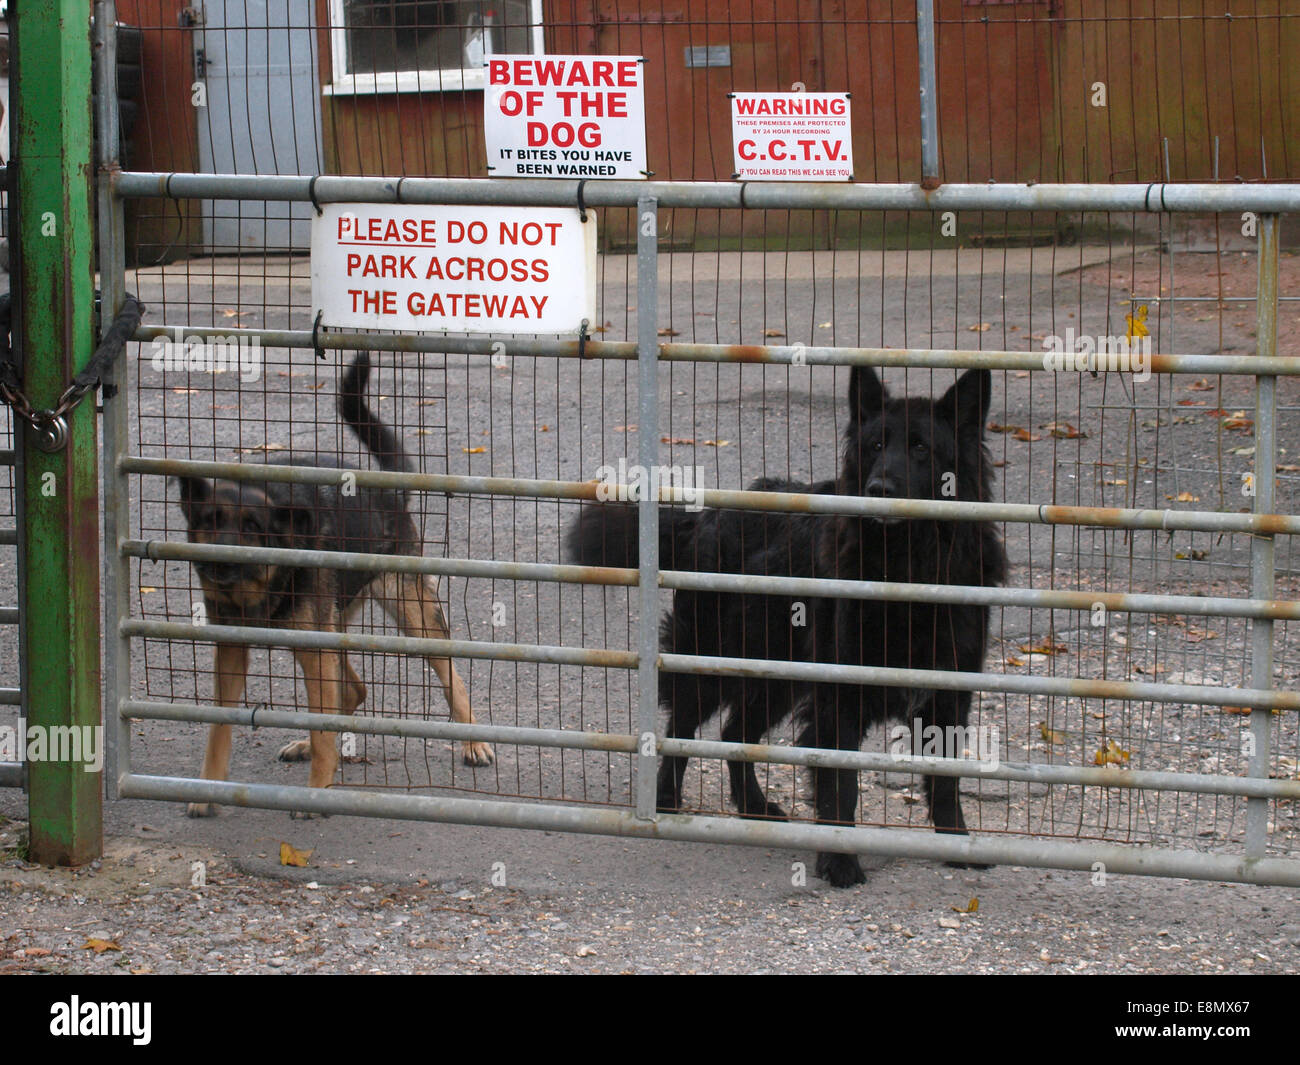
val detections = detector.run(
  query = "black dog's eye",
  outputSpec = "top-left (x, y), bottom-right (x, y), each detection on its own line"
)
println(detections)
top-left (912, 439), bottom-right (929, 454)
top-left (871, 440), bottom-right (884, 452)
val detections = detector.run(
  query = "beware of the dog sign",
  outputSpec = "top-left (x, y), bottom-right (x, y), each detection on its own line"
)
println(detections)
top-left (311, 204), bottom-right (597, 334)
top-left (484, 54), bottom-right (647, 179)
top-left (730, 92), bottom-right (853, 181)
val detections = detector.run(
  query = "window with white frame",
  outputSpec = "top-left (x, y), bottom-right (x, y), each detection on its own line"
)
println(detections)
top-left (328, 0), bottom-right (543, 94)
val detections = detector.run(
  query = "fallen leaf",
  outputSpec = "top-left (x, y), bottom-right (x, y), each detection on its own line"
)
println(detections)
top-left (987, 422), bottom-right (1023, 434)
top-left (279, 842), bottom-right (313, 868)
top-left (1167, 491), bottom-right (1200, 502)
top-left (1222, 416), bottom-right (1254, 431)
top-left (1020, 640), bottom-right (1067, 656)
top-left (462, 446), bottom-right (487, 454)
top-left (1040, 421), bottom-right (1087, 439)
top-left (139, 586), bottom-right (158, 594)
top-left (1094, 739), bottom-right (1131, 767)
top-left (968, 322), bottom-right (992, 332)
top-left (1174, 549), bottom-right (1209, 561)
top-left (1103, 478), bottom-right (1128, 486)
top-left (171, 387), bottom-right (200, 394)
top-left (613, 424), bottom-right (637, 433)
top-left (1011, 428), bottom-right (1042, 443)
top-left (1177, 399), bottom-right (1206, 406)
top-left (576, 945), bottom-right (598, 957)
top-left (1278, 463), bottom-right (1300, 473)
top-left (763, 328), bottom-right (785, 338)
top-left (1039, 722), bottom-right (1067, 745)
top-left (22, 947), bottom-right (52, 957)
top-left (237, 442), bottom-right (287, 454)
top-left (657, 327), bottom-right (679, 337)
top-left (83, 938), bottom-right (121, 954)
top-left (1125, 304), bottom-right (1150, 341)
top-left (702, 439), bottom-right (731, 447)
top-left (1187, 378), bottom-right (1215, 391)
top-left (951, 898), bottom-right (979, 914)
top-left (661, 436), bottom-right (696, 444)
top-left (1003, 655), bottom-right (1026, 667)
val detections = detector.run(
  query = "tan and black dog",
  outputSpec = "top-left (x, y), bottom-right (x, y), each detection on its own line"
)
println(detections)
top-left (177, 352), bottom-right (492, 816)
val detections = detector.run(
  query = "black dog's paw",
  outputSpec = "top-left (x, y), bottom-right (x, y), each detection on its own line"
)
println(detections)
top-left (186, 802), bottom-right (218, 818)
top-left (946, 860), bottom-right (992, 871)
top-left (816, 851), bottom-right (866, 888)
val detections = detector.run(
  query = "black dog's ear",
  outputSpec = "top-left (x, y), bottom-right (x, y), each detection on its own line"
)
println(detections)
top-left (939, 369), bottom-right (992, 435)
top-left (175, 476), bottom-right (209, 520)
top-left (848, 365), bottom-right (886, 424)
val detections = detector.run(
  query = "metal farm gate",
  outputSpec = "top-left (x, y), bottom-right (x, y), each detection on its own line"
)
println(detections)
top-left (8, 1), bottom-right (1300, 885)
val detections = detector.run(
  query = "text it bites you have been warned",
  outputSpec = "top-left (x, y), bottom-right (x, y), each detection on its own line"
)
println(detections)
top-left (311, 205), bottom-right (597, 334)
top-left (484, 54), bottom-right (647, 179)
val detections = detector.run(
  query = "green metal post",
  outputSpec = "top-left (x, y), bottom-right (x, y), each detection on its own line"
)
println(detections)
top-left (13, 0), bottom-right (103, 864)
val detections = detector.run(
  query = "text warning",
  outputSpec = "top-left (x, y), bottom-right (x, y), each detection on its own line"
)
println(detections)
top-left (311, 204), bottom-right (597, 334)
top-left (484, 54), bottom-right (647, 179)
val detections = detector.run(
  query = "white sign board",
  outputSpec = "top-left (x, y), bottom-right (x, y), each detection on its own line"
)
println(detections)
top-left (311, 204), bottom-right (597, 334)
top-left (484, 54), bottom-right (647, 179)
top-left (730, 92), bottom-right (853, 181)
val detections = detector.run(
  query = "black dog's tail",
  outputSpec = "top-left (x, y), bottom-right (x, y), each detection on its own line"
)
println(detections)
top-left (565, 503), bottom-right (704, 569)
top-left (339, 352), bottom-right (412, 473)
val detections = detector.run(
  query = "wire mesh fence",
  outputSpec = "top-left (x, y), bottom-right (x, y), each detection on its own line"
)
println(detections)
top-left (85, 1), bottom-right (1300, 877)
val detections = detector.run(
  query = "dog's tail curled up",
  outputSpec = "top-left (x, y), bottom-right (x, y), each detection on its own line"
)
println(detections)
top-left (339, 352), bottom-right (413, 474)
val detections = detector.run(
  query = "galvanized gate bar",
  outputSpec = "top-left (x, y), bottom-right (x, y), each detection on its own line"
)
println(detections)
top-left (117, 617), bottom-right (1300, 713)
top-left (115, 172), bottom-right (1300, 213)
top-left (1246, 215), bottom-right (1280, 856)
top-left (120, 701), bottom-right (1300, 801)
top-left (916, 0), bottom-right (940, 186)
top-left (635, 194), bottom-right (661, 821)
top-left (114, 773), bottom-right (1300, 888)
top-left (120, 456), bottom-right (1300, 536)
top-left (120, 539), bottom-right (1300, 621)
top-left (130, 325), bottom-right (1300, 377)
top-left (96, 0), bottom-right (133, 803)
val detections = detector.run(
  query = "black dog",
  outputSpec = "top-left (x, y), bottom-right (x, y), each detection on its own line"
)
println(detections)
top-left (177, 352), bottom-right (492, 816)
top-left (567, 366), bottom-right (1005, 885)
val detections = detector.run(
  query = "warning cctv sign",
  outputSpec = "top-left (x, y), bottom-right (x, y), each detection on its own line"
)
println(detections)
top-left (731, 92), bottom-right (853, 181)
top-left (484, 54), bottom-right (647, 179)
top-left (311, 204), bottom-right (597, 334)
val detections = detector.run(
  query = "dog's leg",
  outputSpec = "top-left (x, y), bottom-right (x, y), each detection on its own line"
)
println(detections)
top-left (373, 572), bottom-right (493, 766)
top-left (282, 643), bottom-right (346, 817)
top-left (803, 684), bottom-right (868, 887)
top-left (723, 682), bottom-right (788, 820)
top-left (921, 690), bottom-right (990, 870)
top-left (654, 670), bottom-right (717, 812)
top-left (187, 642), bottom-right (249, 818)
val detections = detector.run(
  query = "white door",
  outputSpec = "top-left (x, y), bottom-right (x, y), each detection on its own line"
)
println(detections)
top-left (198, 0), bottom-right (324, 251)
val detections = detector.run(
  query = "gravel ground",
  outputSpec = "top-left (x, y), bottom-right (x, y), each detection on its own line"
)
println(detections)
top-left (2, 820), bottom-right (1298, 975)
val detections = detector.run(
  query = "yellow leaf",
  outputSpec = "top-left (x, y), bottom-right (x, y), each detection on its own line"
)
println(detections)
top-left (279, 842), bottom-right (313, 868)
top-left (1094, 739), bottom-right (1131, 767)
top-left (83, 938), bottom-right (121, 954)
top-left (968, 322), bottom-right (992, 332)
top-left (950, 897), bottom-right (979, 914)
top-left (462, 446), bottom-right (487, 454)
top-left (1125, 304), bottom-right (1150, 341)
top-left (1039, 722), bottom-right (1067, 745)
top-left (763, 328), bottom-right (785, 338)
top-left (702, 439), bottom-right (731, 447)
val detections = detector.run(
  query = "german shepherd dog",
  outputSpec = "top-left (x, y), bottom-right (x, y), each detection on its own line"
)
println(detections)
top-left (177, 352), bottom-right (492, 817)
top-left (567, 366), bottom-right (1005, 885)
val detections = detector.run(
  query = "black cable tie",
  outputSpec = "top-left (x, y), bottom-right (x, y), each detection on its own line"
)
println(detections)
top-left (164, 173), bottom-right (179, 200)
top-left (308, 175), bottom-right (324, 216)
top-left (576, 180), bottom-right (588, 222)
top-left (312, 309), bottom-right (326, 360)
top-left (739, 181), bottom-right (750, 209)
top-left (395, 176), bottom-right (406, 204)
top-left (577, 318), bottom-right (590, 359)
top-left (1144, 182), bottom-right (1157, 212)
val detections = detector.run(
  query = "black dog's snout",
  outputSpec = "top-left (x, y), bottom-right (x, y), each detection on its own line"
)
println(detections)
top-left (866, 477), bottom-right (894, 497)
